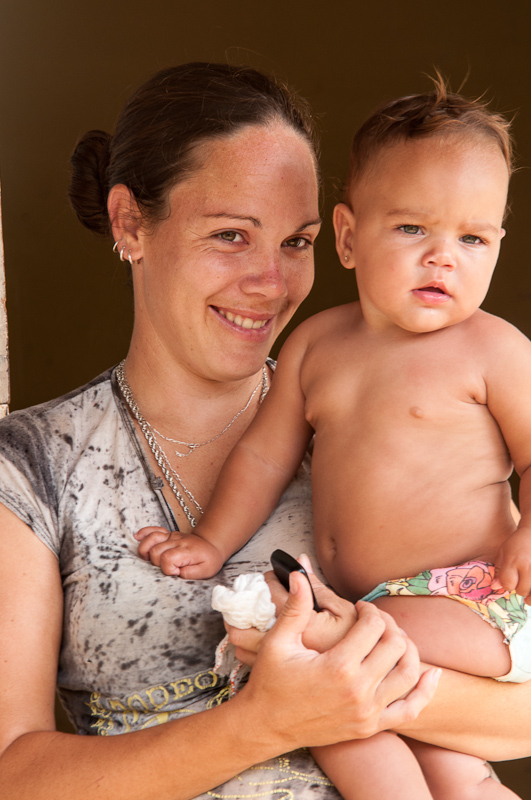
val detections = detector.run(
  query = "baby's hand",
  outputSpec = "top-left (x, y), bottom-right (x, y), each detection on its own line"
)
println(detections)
top-left (134, 526), bottom-right (225, 579)
top-left (495, 526), bottom-right (531, 604)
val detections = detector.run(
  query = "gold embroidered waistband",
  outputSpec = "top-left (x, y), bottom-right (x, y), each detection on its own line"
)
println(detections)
top-left (87, 668), bottom-right (230, 734)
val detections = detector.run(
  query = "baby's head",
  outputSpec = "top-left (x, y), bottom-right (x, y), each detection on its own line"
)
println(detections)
top-left (345, 76), bottom-right (513, 198)
top-left (335, 77), bottom-right (514, 334)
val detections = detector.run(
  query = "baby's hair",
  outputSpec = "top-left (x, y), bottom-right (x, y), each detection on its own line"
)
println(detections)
top-left (346, 73), bottom-right (513, 199)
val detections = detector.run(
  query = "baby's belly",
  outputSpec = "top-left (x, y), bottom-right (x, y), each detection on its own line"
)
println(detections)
top-left (311, 453), bottom-right (515, 601)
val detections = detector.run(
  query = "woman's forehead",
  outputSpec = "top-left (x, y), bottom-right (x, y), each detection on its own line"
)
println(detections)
top-left (189, 123), bottom-right (317, 183)
top-left (166, 123), bottom-right (320, 217)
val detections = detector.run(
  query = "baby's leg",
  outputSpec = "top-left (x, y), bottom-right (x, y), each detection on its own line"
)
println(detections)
top-left (406, 739), bottom-right (521, 799)
top-left (311, 732), bottom-right (433, 800)
top-left (372, 595), bottom-right (511, 677)
top-left (312, 735), bottom-right (520, 800)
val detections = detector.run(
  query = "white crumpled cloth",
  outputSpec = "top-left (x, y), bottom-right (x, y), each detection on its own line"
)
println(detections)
top-left (211, 573), bottom-right (276, 693)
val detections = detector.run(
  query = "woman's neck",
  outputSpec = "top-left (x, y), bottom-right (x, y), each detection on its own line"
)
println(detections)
top-left (123, 340), bottom-right (268, 445)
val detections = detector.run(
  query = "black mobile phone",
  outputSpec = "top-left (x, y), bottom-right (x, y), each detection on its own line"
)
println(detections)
top-left (270, 549), bottom-right (320, 612)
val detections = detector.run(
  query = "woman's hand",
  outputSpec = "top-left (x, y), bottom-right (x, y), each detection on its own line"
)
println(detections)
top-left (236, 570), bottom-right (441, 749)
top-left (269, 554), bottom-right (360, 651)
top-left (226, 554), bottom-right (360, 662)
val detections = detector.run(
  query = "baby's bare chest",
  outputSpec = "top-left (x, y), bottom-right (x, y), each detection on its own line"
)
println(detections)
top-left (304, 341), bottom-right (488, 438)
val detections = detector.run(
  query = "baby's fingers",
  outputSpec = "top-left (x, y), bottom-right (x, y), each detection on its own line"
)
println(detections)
top-left (497, 560), bottom-right (530, 597)
top-left (136, 527), bottom-right (170, 560)
top-left (149, 540), bottom-right (190, 571)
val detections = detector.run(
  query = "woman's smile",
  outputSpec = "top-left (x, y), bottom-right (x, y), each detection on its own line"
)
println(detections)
top-left (215, 307), bottom-right (271, 330)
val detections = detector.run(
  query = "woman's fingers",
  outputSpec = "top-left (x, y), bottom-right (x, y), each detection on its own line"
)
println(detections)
top-left (265, 560), bottom-right (358, 653)
top-left (379, 668), bottom-right (442, 730)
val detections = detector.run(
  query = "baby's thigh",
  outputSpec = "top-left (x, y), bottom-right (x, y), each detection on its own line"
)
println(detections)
top-left (372, 595), bottom-right (511, 678)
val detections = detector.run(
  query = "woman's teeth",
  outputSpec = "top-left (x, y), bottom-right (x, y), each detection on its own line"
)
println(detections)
top-left (219, 310), bottom-right (268, 329)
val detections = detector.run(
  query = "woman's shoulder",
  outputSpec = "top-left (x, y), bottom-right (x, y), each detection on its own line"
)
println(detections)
top-left (0, 367), bottom-right (116, 450)
top-left (0, 367), bottom-right (120, 548)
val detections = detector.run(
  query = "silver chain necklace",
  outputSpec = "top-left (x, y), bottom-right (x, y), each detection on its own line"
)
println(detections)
top-left (116, 360), bottom-right (269, 527)
top-left (152, 367), bottom-right (268, 457)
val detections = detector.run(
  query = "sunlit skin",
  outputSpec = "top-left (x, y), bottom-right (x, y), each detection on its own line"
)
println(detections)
top-left (139, 134), bottom-right (531, 614)
top-left (110, 123), bottom-right (320, 529)
top-left (342, 135), bottom-right (508, 336)
top-left (140, 135), bottom-right (531, 613)
top-left (137, 132), bottom-right (531, 799)
top-left (122, 123), bottom-right (321, 391)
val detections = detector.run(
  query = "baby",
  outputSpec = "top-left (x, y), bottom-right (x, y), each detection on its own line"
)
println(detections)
top-left (137, 79), bottom-right (531, 799)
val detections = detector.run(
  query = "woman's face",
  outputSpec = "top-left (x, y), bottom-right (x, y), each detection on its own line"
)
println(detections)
top-left (133, 123), bottom-right (321, 383)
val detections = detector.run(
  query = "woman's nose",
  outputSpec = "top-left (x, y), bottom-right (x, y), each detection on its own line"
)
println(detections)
top-left (421, 239), bottom-right (457, 270)
top-left (241, 255), bottom-right (288, 298)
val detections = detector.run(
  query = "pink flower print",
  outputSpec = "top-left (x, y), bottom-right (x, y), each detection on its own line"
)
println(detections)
top-left (445, 561), bottom-right (496, 601)
top-left (427, 567), bottom-right (453, 595)
top-left (426, 561), bottom-right (497, 600)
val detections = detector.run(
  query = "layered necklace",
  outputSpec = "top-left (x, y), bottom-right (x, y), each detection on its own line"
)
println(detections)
top-left (116, 360), bottom-right (269, 527)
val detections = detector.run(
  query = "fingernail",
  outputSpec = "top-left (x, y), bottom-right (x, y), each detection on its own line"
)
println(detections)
top-left (298, 553), bottom-right (313, 573)
top-left (289, 572), bottom-right (299, 594)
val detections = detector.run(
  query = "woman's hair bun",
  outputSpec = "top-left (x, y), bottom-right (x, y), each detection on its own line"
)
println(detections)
top-left (69, 130), bottom-right (112, 236)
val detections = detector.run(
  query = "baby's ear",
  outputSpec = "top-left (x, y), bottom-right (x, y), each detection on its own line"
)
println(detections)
top-left (333, 203), bottom-right (356, 269)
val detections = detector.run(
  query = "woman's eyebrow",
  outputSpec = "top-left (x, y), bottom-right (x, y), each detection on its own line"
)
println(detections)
top-left (203, 213), bottom-right (322, 230)
top-left (204, 213), bottom-right (262, 227)
top-left (298, 217), bottom-right (322, 230)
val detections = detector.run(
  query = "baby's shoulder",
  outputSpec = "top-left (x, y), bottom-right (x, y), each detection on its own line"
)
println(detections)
top-left (462, 311), bottom-right (531, 375)
top-left (292, 302), bottom-right (361, 345)
top-left (468, 309), bottom-right (531, 350)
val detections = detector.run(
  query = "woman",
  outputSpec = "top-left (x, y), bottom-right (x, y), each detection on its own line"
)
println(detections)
top-left (0, 63), bottom-right (527, 800)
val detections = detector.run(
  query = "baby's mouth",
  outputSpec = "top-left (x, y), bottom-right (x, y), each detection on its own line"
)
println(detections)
top-left (413, 283), bottom-right (450, 302)
top-left (216, 308), bottom-right (269, 330)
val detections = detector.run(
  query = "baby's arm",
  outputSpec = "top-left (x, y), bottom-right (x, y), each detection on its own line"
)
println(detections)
top-left (485, 320), bottom-right (531, 602)
top-left (137, 324), bottom-right (315, 578)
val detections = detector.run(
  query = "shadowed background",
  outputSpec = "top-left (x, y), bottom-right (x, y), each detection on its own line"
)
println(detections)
top-left (0, 0), bottom-right (530, 793)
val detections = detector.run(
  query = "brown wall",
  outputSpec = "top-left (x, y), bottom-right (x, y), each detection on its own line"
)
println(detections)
top-left (1, 1), bottom-right (531, 792)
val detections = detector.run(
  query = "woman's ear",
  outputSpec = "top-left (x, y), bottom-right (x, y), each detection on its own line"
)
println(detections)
top-left (333, 203), bottom-right (356, 269)
top-left (107, 184), bottom-right (144, 264)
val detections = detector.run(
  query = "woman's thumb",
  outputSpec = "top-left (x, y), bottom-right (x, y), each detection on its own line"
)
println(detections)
top-left (271, 571), bottom-right (314, 642)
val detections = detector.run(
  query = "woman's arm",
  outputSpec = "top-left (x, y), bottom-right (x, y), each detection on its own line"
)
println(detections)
top-left (0, 507), bottom-right (437, 800)
top-left (398, 669), bottom-right (531, 761)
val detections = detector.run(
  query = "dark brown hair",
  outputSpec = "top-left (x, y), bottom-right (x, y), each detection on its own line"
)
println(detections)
top-left (69, 62), bottom-right (320, 236)
top-left (346, 73), bottom-right (513, 198)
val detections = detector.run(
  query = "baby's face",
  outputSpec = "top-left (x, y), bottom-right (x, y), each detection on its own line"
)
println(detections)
top-left (336, 135), bottom-right (509, 334)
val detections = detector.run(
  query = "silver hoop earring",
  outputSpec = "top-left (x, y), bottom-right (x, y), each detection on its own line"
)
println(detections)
top-left (119, 246), bottom-right (126, 262)
top-left (113, 241), bottom-right (119, 253)
top-left (128, 251), bottom-right (134, 267)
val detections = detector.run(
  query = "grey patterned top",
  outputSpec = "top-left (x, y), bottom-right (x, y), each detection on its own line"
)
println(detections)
top-left (0, 367), bottom-right (340, 798)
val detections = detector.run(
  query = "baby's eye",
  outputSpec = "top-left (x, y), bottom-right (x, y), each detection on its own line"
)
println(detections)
top-left (461, 234), bottom-right (484, 245)
top-left (283, 236), bottom-right (311, 249)
top-left (218, 230), bottom-right (244, 243)
top-left (398, 225), bottom-right (422, 235)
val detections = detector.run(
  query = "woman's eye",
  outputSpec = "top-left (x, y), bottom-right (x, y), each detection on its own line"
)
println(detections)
top-left (461, 234), bottom-right (484, 245)
top-left (283, 236), bottom-right (310, 249)
top-left (218, 231), bottom-right (243, 243)
top-left (398, 225), bottom-right (422, 235)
